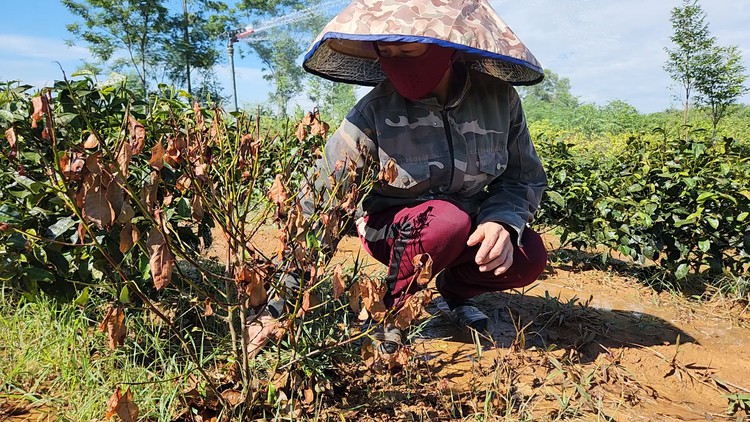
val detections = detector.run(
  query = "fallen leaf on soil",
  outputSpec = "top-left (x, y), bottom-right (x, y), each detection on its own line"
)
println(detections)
top-left (146, 226), bottom-right (174, 290)
top-left (220, 389), bottom-right (242, 407)
top-left (105, 387), bottom-right (139, 421)
top-left (332, 264), bottom-right (346, 300)
top-left (99, 305), bottom-right (126, 349)
top-left (378, 158), bottom-right (398, 184)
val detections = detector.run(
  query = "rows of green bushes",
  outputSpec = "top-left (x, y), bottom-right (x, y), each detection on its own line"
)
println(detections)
top-left (536, 130), bottom-right (750, 280)
top-left (1, 79), bottom-right (748, 299)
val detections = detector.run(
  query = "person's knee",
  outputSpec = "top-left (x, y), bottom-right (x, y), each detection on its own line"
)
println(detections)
top-left (519, 228), bottom-right (547, 282)
top-left (424, 200), bottom-right (472, 240)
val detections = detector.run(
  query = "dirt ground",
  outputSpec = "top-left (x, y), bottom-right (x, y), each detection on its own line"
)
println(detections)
top-left (221, 225), bottom-right (750, 421)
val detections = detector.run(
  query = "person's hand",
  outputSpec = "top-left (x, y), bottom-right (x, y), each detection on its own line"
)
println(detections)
top-left (466, 222), bottom-right (514, 275)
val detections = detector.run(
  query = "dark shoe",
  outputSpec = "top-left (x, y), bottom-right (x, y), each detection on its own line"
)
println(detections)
top-left (450, 304), bottom-right (490, 332)
top-left (372, 323), bottom-right (403, 354)
top-left (363, 317), bottom-right (402, 354)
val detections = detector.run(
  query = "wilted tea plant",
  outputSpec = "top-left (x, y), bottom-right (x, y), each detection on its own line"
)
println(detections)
top-left (0, 78), bottom-right (437, 418)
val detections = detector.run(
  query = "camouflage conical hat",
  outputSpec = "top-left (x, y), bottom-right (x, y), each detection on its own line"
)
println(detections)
top-left (303, 0), bottom-right (543, 86)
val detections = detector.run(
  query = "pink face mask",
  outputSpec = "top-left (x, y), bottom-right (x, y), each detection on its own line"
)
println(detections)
top-left (378, 44), bottom-right (455, 101)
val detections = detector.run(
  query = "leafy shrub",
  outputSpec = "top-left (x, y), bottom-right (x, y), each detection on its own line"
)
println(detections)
top-left (537, 131), bottom-right (750, 281)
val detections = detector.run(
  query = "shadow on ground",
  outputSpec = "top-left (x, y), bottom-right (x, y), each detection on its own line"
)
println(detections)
top-left (418, 290), bottom-right (695, 364)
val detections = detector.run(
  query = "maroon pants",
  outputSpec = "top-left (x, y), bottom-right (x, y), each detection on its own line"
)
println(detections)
top-left (358, 200), bottom-right (547, 307)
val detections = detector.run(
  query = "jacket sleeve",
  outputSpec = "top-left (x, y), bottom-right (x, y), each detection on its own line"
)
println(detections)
top-left (298, 108), bottom-right (377, 255)
top-left (476, 87), bottom-right (547, 242)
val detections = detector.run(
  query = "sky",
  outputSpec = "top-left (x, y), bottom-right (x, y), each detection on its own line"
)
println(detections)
top-left (1, 0), bottom-right (749, 113)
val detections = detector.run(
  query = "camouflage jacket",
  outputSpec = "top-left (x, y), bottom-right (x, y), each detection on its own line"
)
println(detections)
top-left (309, 65), bottom-right (547, 242)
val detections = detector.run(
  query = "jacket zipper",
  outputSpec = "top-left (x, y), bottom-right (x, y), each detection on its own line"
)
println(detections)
top-left (441, 111), bottom-right (455, 191)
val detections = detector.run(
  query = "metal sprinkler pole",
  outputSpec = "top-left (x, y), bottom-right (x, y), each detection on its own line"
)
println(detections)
top-left (226, 27), bottom-right (256, 113)
top-left (228, 34), bottom-right (238, 112)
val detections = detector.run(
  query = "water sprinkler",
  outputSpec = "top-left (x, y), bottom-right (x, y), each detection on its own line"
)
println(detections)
top-left (226, 26), bottom-right (254, 112)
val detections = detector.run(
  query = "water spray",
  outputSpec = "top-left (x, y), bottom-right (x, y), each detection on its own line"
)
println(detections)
top-left (226, 0), bottom-right (349, 111)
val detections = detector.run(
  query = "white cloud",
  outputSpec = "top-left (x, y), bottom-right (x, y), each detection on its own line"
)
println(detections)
top-left (491, 0), bottom-right (750, 112)
top-left (0, 34), bottom-right (90, 61)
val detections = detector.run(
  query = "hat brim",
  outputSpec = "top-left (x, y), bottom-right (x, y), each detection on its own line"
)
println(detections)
top-left (302, 0), bottom-right (544, 86)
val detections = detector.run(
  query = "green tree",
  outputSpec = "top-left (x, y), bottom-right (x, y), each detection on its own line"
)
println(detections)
top-left (519, 69), bottom-right (579, 110)
top-left (63, 0), bottom-right (171, 95)
top-left (664, 0), bottom-right (716, 133)
top-left (165, 0), bottom-right (230, 96)
top-left (695, 45), bottom-right (748, 136)
top-left (247, 30), bottom-right (307, 116)
top-left (306, 77), bottom-right (357, 124)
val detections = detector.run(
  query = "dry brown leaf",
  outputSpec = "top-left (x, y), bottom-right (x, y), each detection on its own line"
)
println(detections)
top-left (194, 162), bottom-right (207, 179)
top-left (31, 96), bottom-right (44, 128)
top-left (191, 194), bottom-right (204, 222)
top-left (116, 142), bottom-right (132, 178)
top-left (105, 387), bottom-right (139, 422)
top-left (148, 140), bottom-right (165, 170)
top-left (394, 290), bottom-right (433, 330)
top-left (83, 133), bottom-right (100, 149)
top-left (296, 290), bottom-right (321, 318)
top-left (193, 102), bottom-right (205, 130)
top-left (4, 127), bottom-right (18, 159)
top-left (128, 115), bottom-right (145, 155)
top-left (360, 276), bottom-right (387, 321)
top-left (164, 136), bottom-right (181, 167)
top-left (99, 305), bottom-right (126, 349)
top-left (268, 174), bottom-right (288, 215)
top-left (175, 174), bottom-right (192, 193)
top-left (221, 389), bottom-right (242, 407)
top-left (310, 120), bottom-right (330, 138)
top-left (119, 222), bottom-right (135, 253)
top-left (76, 222), bottom-right (86, 245)
top-left (332, 264), bottom-right (346, 301)
top-left (83, 177), bottom-right (115, 228)
top-left (348, 281), bottom-right (361, 315)
top-left (295, 122), bottom-right (307, 142)
top-left (203, 298), bottom-right (214, 317)
top-left (301, 111), bottom-right (314, 126)
top-left (378, 158), bottom-right (398, 184)
top-left (106, 173), bottom-right (125, 218)
top-left (246, 314), bottom-right (281, 359)
top-left (59, 150), bottom-right (86, 181)
top-left (146, 226), bottom-right (174, 290)
top-left (235, 265), bottom-right (267, 307)
top-left (339, 184), bottom-right (359, 215)
top-left (117, 202), bottom-right (135, 224)
top-left (411, 253), bottom-right (433, 287)
top-left (302, 387), bottom-right (315, 405)
top-left (361, 338), bottom-right (377, 369)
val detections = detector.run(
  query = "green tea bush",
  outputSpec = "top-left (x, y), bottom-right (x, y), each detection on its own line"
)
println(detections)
top-left (538, 131), bottom-right (750, 281)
